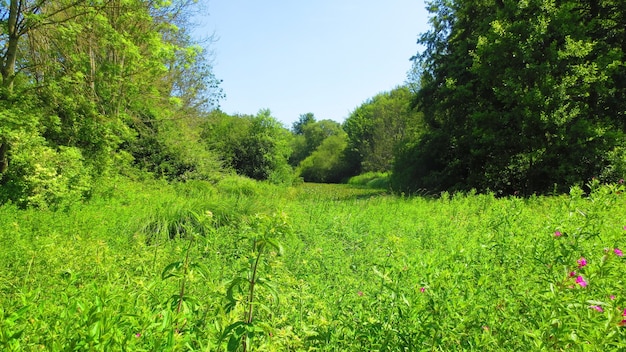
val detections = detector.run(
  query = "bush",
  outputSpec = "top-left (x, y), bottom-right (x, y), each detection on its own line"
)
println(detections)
top-left (0, 131), bottom-right (92, 208)
top-left (347, 171), bottom-right (390, 189)
top-left (297, 133), bottom-right (351, 183)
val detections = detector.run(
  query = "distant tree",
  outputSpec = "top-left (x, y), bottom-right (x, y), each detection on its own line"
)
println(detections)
top-left (297, 131), bottom-right (351, 183)
top-left (289, 118), bottom-right (343, 167)
top-left (292, 113), bottom-right (316, 135)
top-left (203, 109), bottom-right (293, 183)
top-left (344, 86), bottom-right (424, 174)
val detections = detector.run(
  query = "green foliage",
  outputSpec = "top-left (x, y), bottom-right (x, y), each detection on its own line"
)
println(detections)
top-left (221, 212), bottom-right (290, 352)
top-left (399, 0), bottom-right (626, 195)
top-left (296, 132), bottom-right (351, 183)
top-left (347, 171), bottom-right (391, 189)
top-left (203, 110), bottom-right (294, 184)
top-left (0, 0), bottom-right (223, 207)
top-left (344, 86), bottom-right (425, 174)
top-left (2, 179), bottom-right (626, 350)
top-left (0, 98), bottom-right (93, 208)
top-left (289, 117), bottom-right (343, 168)
top-left (129, 113), bottom-right (223, 182)
top-left (291, 112), bottom-right (316, 135)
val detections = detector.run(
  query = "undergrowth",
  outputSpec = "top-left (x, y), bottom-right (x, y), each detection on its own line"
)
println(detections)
top-left (0, 176), bottom-right (625, 350)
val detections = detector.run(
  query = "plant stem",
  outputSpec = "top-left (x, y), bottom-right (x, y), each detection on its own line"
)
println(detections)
top-left (246, 243), bottom-right (263, 324)
top-left (243, 240), bottom-right (264, 352)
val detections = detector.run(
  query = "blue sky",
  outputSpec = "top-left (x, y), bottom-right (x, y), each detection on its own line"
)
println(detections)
top-left (195, 1), bottom-right (430, 127)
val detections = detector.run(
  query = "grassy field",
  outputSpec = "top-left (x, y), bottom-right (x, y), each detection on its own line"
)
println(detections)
top-left (1, 177), bottom-right (625, 351)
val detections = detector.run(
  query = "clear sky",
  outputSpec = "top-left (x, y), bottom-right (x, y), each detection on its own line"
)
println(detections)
top-left (195, 1), bottom-right (430, 127)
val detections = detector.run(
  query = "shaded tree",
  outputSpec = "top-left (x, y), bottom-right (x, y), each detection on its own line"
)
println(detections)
top-left (396, 0), bottom-right (626, 194)
top-left (203, 109), bottom-right (293, 183)
top-left (292, 112), bottom-right (315, 135)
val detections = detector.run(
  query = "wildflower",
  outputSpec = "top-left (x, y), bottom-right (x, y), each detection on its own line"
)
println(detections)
top-left (589, 305), bottom-right (603, 313)
top-left (615, 248), bottom-right (623, 257)
top-left (577, 257), bottom-right (587, 268)
top-left (135, 333), bottom-right (141, 338)
top-left (569, 271), bottom-right (577, 277)
top-left (611, 295), bottom-right (616, 300)
top-left (420, 287), bottom-right (426, 293)
top-left (576, 275), bottom-right (587, 287)
top-left (357, 291), bottom-right (363, 296)
top-left (554, 231), bottom-right (562, 237)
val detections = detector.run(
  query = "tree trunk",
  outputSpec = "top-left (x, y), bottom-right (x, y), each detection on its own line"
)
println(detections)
top-left (1, 0), bottom-right (20, 92)
top-left (0, 142), bottom-right (8, 175)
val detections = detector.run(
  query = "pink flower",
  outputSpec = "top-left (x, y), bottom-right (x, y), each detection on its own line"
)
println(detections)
top-left (610, 295), bottom-right (616, 300)
top-left (615, 248), bottom-right (623, 257)
top-left (554, 231), bottom-right (562, 237)
top-left (589, 305), bottom-right (603, 313)
top-left (576, 275), bottom-right (587, 287)
top-left (569, 271), bottom-right (577, 277)
top-left (623, 308), bottom-right (626, 317)
top-left (357, 291), bottom-right (363, 296)
top-left (577, 257), bottom-right (587, 268)
top-left (135, 333), bottom-right (141, 338)
top-left (420, 287), bottom-right (426, 293)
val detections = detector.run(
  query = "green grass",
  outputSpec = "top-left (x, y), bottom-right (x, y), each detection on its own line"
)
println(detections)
top-left (347, 171), bottom-right (391, 189)
top-left (1, 177), bottom-right (625, 350)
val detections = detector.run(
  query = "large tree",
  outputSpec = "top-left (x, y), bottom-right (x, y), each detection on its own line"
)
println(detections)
top-left (396, 0), bottom-right (626, 194)
top-left (0, 0), bottom-right (223, 206)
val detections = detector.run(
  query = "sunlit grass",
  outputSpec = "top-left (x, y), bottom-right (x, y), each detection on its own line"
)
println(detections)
top-left (0, 177), bottom-right (625, 350)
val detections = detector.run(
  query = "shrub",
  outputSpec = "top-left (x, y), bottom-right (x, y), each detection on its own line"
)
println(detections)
top-left (0, 131), bottom-right (92, 208)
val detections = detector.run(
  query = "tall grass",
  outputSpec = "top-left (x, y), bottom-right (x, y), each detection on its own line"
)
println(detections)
top-left (0, 177), bottom-right (625, 350)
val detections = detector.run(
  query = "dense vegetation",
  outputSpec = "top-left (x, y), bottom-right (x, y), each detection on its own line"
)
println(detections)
top-left (1, 178), bottom-right (625, 350)
top-left (3, 0), bottom-right (626, 203)
top-left (394, 0), bottom-right (626, 195)
top-left (0, 0), bottom-right (225, 207)
top-left (2, 1), bottom-right (626, 350)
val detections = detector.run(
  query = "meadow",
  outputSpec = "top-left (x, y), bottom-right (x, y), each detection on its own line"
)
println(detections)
top-left (1, 177), bottom-right (625, 351)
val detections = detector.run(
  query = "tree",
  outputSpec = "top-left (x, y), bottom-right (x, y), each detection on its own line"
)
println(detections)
top-left (397, 0), bottom-right (626, 195)
top-left (297, 131), bottom-right (351, 183)
top-left (292, 112), bottom-right (315, 135)
top-left (289, 118), bottom-right (343, 167)
top-left (344, 86), bottom-right (424, 174)
top-left (203, 109), bottom-right (293, 183)
top-left (0, 0), bottom-right (224, 205)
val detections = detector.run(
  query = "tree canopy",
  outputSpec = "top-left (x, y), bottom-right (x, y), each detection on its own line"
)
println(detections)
top-left (393, 0), bottom-right (626, 195)
top-left (0, 0), bottom-right (223, 207)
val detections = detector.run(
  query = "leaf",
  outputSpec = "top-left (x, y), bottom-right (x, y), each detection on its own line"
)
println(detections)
top-left (226, 276), bottom-right (246, 302)
top-left (190, 262), bottom-right (210, 279)
top-left (161, 261), bottom-right (183, 280)
top-left (264, 237), bottom-right (284, 256)
top-left (219, 321), bottom-right (247, 344)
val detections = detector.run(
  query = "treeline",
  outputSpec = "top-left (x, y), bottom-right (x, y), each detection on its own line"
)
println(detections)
top-left (0, 0), bottom-right (224, 207)
top-left (231, 0), bottom-right (626, 196)
top-left (2, 0), bottom-right (626, 208)
top-left (395, 0), bottom-right (626, 195)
